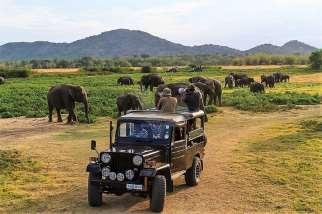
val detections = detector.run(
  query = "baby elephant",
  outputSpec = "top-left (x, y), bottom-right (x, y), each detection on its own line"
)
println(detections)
top-left (0, 76), bottom-right (5, 85)
top-left (116, 93), bottom-right (143, 117)
top-left (117, 76), bottom-right (134, 85)
top-left (250, 82), bottom-right (265, 93)
top-left (47, 84), bottom-right (89, 124)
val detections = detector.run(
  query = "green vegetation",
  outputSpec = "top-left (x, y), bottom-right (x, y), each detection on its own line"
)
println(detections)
top-left (0, 150), bottom-right (44, 209)
top-left (224, 90), bottom-right (320, 112)
top-left (2, 54), bottom-right (310, 70)
top-left (0, 67), bottom-right (31, 78)
top-left (234, 118), bottom-right (322, 212)
top-left (0, 67), bottom-right (320, 119)
top-left (309, 50), bottom-right (322, 70)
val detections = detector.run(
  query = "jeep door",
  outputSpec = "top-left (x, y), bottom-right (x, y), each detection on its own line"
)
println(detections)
top-left (170, 124), bottom-right (186, 172)
top-left (184, 117), bottom-right (205, 168)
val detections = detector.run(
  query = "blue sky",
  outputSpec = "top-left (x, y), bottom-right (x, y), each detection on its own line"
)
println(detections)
top-left (0, 0), bottom-right (321, 50)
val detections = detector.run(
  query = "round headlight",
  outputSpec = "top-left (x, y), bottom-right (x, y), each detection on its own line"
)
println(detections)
top-left (109, 172), bottom-right (116, 181)
top-left (101, 153), bottom-right (111, 163)
top-left (125, 169), bottom-right (135, 180)
top-left (101, 167), bottom-right (110, 177)
top-left (132, 155), bottom-right (143, 166)
top-left (117, 173), bottom-right (125, 182)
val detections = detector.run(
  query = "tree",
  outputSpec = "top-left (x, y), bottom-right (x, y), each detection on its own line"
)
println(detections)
top-left (309, 50), bottom-right (322, 70)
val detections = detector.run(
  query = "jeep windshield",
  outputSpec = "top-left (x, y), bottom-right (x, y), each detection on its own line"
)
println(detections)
top-left (117, 120), bottom-right (172, 144)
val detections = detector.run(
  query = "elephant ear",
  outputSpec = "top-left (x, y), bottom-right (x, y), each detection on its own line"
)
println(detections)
top-left (68, 88), bottom-right (76, 101)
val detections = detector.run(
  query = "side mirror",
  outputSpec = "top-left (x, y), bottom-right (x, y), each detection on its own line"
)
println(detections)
top-left (91, 140), bottom-right (96, 150)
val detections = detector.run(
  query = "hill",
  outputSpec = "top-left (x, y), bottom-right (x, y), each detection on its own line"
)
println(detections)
top-left (0, 29), bottom-right (317, 60)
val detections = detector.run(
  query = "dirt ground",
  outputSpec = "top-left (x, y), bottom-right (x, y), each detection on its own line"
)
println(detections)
top-left (0, 105), bottom-right (321, 213)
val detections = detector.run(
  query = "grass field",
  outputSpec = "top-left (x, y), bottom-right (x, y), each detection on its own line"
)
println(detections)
top-left (0, 67), bottom-right (321, 120)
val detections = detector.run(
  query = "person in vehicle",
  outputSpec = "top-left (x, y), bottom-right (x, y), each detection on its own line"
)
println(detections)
top-left (157, 87), bottom-right (177, 113)
top-left (182, 84), bottom-right (208, 122)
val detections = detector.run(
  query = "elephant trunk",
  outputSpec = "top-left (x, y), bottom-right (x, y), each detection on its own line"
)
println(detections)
top-left (83, 99), bottom-right (89, 123)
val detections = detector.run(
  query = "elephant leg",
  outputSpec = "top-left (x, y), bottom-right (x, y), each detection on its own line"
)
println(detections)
top-left (218, 95), bottom-right (222, 106)
top-left (67, 113), bottom-right (72, 123)
top-left (150, 84), bottom-right (153, 92)
top-left (56, 108), bottom-right (63, 122)
top-left (48, 104), bottom-right (53, 122)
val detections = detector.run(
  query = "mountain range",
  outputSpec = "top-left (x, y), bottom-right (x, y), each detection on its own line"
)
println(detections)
top-left (0, 29), bottom-right (318, 60)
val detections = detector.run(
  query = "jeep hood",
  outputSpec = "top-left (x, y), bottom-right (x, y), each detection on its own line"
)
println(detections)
top-left (109, 146), bottom-right (163, 160)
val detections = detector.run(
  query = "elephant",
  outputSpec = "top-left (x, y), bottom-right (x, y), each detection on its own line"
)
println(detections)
top-left (189, 76), bottom-right (222, 106)
top-left (117, 76), bottom-right (134, 85)
top-left (224, 75), bottom-right (234, 88)
top-left (230, 73), bottom-right (248, 82)
top-left (167, 67), bottom-right (178, 73)
top-left (190, 65), bottom-right (204, 72)
top-left (192, 82), bottom-right (217, 105)
top-left (188, 76), bottom-right (208, 84)
top-left (0, 76), bottom-right (5, 85)
top-left (235, 77), bottom-right (254, 87)
top-left (47, 84), bottom-right (89, 124)
top-left (273, 72), bottom-right (283, 83)
top-left (155, 83), bottom-right (189, 107)
top-left (280, 74), bottom-right (290, 82)
top-left (140, 74), bottom-right (165, 91)
top-left (261, 75), bottom-right (275, 88)
top-left (250, 82), bottom-right (265, 93)
top-left (116, 93), bottom-right (143, 117)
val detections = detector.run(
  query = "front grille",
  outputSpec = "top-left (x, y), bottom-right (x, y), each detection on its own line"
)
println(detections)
top-left (109, 153), bottom-right (134, 171)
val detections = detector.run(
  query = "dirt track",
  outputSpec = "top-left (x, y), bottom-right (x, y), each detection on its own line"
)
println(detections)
top-left (0, 106), bottom-right (321, 213)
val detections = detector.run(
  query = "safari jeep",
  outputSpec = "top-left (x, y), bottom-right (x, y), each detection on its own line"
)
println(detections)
top-left (86, 110), bottom-right (207, 212)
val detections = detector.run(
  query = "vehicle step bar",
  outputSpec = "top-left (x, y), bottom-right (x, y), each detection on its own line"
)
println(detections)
top-left (171, 170), bottom-right (186, 180)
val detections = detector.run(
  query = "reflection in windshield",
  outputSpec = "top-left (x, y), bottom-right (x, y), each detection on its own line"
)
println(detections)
top-left (119, 121), bottom-right (171, 141)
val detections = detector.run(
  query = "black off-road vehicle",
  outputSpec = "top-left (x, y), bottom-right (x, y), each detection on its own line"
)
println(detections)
top-left (86, 110), bottom-right (207, 212)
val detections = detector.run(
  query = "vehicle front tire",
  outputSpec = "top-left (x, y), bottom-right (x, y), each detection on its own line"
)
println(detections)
top-left (150, 175), bottom-right (166, 212)
top-left (185, 156), bottom-right (202, 186)
top-left (88, 173), bottom-right (102, 207)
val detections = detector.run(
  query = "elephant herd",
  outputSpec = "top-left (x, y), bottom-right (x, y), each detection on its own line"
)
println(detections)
top-left (224, 72), bottom-right (290, 93)
top-left (45, 71), bottom-right (291, 124)
top-left (117, 74), bottom-right (223, 117)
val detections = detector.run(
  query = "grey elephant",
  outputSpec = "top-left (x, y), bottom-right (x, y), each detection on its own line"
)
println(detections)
top-left (192, 82), bottom-right (217, 105)
top-left (116, 93), bottom-right (143, 117)
top-left (250, 82), bottom-right (265, 93)
top-left (0, 76), bottom-right (5, 85)
top-left (47, 84), bottom-right (89, 123)
top-left (140, 74), bottom-right (165, 92)
top-left (224, 75), bottom-right (234, 88)
top-left (117, 76), bottom-right (134, 85)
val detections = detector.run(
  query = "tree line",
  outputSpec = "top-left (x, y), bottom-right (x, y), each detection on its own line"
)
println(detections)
top-left (0, 53), bottom-right (312, 69)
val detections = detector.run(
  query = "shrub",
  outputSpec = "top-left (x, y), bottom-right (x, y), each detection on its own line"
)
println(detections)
top-left (205, 105), bottom-right (218, 114)
top-left (141, 66), bottom-right (152, 73)
top-left (0, 67), bottom-right (31, 78)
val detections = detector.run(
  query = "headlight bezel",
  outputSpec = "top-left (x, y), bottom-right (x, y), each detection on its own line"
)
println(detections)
top-left (101, 167), bottom-right (111, 177)
top-left (117, 173), bottom-right (125, 182)
top-left (109, 172), bottom-right (116, 180)
top-left (100, 152), bottom-right (111, 164)
top-left (132, 155), bottom-right (143, 166)
top-left (125, 169), bottom-right (135, 180)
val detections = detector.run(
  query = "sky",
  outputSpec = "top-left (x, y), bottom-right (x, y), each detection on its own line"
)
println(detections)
top-left (0, 0), bottom-right (321, 50)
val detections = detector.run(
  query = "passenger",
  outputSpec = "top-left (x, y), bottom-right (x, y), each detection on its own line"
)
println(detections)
top-left (183, 84), bottom-right (201, 112)
top-left (183, 84), bottom-right (208, 122)
top-left (157, 88), bottom-right (177, 113)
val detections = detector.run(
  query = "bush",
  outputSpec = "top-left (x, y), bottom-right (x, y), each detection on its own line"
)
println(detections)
top-left (205, 105), bottom-right (218, 114)
top-left (223, 90), bottom-right (320, 112)
top-left (141, 66), bottom-right (152, 73)
top-left (0, 67), bottom-right (31, 78)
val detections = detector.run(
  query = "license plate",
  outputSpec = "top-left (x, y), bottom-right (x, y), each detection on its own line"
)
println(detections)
top-left (126, 183), bottom-right (143, 190)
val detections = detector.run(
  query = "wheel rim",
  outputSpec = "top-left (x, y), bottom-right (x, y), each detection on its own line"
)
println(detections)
top-left (195, 162), bottom-right (201, 179)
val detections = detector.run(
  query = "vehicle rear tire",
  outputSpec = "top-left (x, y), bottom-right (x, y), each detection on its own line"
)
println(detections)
top-left (88, 173), bottom-right (102, 207)
top-left (149, 175), bottom-right (166, 212)
top-left (185, 156), bottom-right (202, 186)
